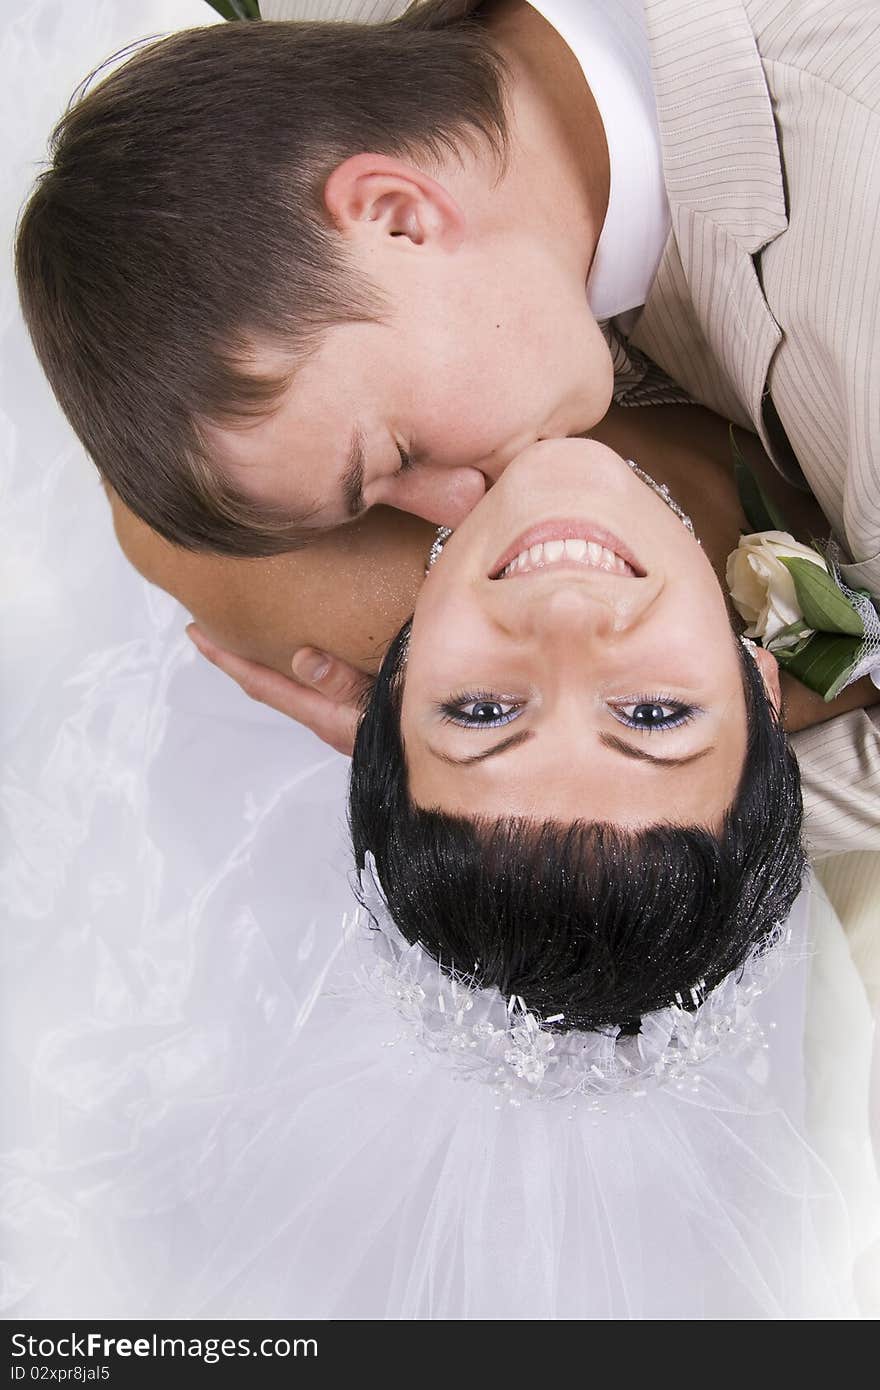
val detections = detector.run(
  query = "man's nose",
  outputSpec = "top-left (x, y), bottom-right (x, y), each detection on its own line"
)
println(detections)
top-left (387, 464), bottom-right (488, 527)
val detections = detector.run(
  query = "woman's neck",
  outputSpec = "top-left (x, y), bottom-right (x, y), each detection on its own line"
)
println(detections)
top-left (589, 403), bottom-right (831, 591)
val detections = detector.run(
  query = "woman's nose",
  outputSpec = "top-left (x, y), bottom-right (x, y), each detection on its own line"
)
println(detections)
top-left (516, 584), bottom-right (623, 644)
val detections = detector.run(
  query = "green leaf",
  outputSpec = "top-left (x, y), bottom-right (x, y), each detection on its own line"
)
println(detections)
top-left (779, 557), bottom-right (865, 636)
top-left (765, 620), bottom-right (813, 658)
top-left (730, 425), bottom-right (789, 533)
top-left (775, 633), bottom-right (863, 701)
top-left (203, 0), bottom-right (261, 20)
top-left (765, 618), bottom-right (812, 645)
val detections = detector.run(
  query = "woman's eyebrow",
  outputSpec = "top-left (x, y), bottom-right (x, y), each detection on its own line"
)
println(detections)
top-left (341, 425), bottom-right (367, 518)
top-left (598, 733), bottom-right (716, 768)
top-left (428, 730), bottom-right (715, 770)
top-left (427, 730), bottom-right (535, 767)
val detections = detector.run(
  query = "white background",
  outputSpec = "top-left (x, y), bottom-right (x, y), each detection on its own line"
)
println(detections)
top-left (1, 0), bottom-right (353, 1315)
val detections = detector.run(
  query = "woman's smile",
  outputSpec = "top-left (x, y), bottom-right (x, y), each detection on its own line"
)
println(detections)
top-left (400, 436), bottom-right (775, 828)
top-left (490, 518), bottom-right (645, 578)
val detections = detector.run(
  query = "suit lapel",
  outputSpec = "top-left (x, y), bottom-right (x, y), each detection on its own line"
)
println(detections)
top-left (630, 0), bottom-right (792, 454)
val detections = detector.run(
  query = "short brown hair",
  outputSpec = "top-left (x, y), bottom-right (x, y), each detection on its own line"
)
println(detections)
top-left (15, 7), bottom-right (507, 555)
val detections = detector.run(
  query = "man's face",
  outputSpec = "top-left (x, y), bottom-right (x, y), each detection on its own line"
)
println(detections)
top-left (208, 227), bottom-right (615, 532)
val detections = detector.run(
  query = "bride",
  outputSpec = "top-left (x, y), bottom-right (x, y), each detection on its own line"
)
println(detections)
top-left (348, 433), bottom-right (805, 1032)
top-left (114, 400), bottom-right (879, 857)
top-left (5, 0), bottom-right (878, 1327)
top-left (104, 409), bottom-right (880, 1319)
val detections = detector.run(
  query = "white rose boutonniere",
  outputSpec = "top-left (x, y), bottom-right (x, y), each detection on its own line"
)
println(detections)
top-left (726, 532), bottom-right (829, 647)
top-left (727, 428), bottom-right (875, 700)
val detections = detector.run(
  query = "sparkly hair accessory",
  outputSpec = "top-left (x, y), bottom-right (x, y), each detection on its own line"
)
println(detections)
top-left (625, 459), bottom-right (697, 537)
top-left (426, 526), bottom-right (453, 574)
top-left (352, 853), bottom-right (791, 1106)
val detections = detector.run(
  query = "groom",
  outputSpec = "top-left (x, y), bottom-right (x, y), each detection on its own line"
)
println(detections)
top-left (15, 0), bottom-right (880, 848)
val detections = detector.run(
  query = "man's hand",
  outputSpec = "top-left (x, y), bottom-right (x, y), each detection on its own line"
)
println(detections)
top-left (186, 624), bottom-right (371, 756)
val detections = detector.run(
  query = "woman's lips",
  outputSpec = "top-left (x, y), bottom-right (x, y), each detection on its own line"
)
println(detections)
top-left (490, 520), bottom-right (645, 579)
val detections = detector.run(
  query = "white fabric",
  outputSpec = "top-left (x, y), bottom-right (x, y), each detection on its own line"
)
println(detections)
top-left (262, 0), bottom-right (409, 18)
top-left (816, 854), bottom-right (880, 1011)
top-left (2, 0), bottom-right (879, 1321)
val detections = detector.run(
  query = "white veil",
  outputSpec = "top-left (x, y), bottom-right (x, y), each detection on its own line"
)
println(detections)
top-left (2, 0), bottom-right (879, 1322)
top-left (7, 872), bottom-right (877, 1320)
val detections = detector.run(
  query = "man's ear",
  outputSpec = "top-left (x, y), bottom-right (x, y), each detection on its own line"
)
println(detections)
top-left (323, 153), bottom-right (465, 250)
top-left (752, 643), bottom-right (782, 715)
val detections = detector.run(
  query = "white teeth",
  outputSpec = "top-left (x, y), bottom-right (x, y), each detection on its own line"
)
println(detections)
top-left (499, 536), bottom-right (637, 578)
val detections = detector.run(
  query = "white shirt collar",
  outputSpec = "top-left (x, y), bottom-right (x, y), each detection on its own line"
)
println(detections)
top-left (530, 0), bottom-right (670, 320)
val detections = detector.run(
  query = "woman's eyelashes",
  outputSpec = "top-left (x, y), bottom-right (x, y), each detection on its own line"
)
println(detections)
top-left (438, 692), bottom-right (700, 732)
top-left (396, 443), bottom-right (414, 474)
top-left (439, 693), bottom-right (524, 729)
top-left (610, 697), bottom-right (700, 733)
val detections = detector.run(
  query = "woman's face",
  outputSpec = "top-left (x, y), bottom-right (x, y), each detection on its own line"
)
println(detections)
top-left (401, 438), bottom-right (769, 830)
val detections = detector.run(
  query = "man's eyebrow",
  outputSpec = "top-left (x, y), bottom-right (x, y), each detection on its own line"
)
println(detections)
top-left (427, 730), bottom-right (714, 771)
top-left (598, 733), bottom-right (716, 767)
top-left (427, 730), bottom-right (535, 767)
top-left (341, 425), bottom-right (367, 519)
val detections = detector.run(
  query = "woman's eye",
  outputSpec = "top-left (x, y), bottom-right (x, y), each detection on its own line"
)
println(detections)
top-left (611, 698), bottom-right (696, 732)
top-left (396, 444), bottom-right (413, 474)
top-left (440, 695), bottom-right (524, 729)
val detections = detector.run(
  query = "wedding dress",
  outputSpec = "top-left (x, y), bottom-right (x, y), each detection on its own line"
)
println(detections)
top-left (7, 870), bottom-right (879, 1319)
top-left (2, 0), bottom-right (878, 1322)
top-left (130, 882), bottom-right (880, 1320)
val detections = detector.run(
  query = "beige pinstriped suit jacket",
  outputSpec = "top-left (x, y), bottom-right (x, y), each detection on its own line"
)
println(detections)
top-left (271, 0), bottom-right (880, 857)
top-left (623, 0), bottom-right (880, 859)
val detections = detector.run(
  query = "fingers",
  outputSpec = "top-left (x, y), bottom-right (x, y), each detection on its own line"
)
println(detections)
top-left (289, 647), bottom-right (371, 708)
top-left (185, 625), bottom-right (369, 756)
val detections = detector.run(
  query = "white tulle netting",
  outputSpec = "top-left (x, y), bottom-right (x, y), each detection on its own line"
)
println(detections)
top-left (2, 0), bottom-right (880, 1322)
top-left (355, 852), bottom-right (794, 1104)
top-left (825, 543), bottom-right (880, 692)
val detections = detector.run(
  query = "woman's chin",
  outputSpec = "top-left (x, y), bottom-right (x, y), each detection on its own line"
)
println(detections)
top-left (502, 436), bottom-right (632, 494)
